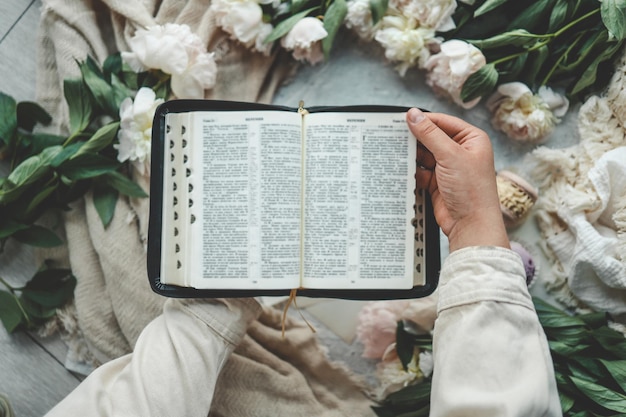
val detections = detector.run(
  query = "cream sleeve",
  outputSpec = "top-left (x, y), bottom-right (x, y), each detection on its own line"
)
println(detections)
top-left (430, 246), bottom-right (562, 417)
top-left (45, 298), bottom-right (261, 417)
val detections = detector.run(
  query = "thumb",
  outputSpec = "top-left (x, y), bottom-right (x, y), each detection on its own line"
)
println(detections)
top-left (406, 108), bottom-right (458, 159)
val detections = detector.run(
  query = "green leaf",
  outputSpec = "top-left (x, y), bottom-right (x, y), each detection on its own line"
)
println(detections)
top-left (522, 45), bottom-right (549, 87)
top-left (467, 29), bottom-right (540, 49)
top-left (21, 267), bottom-right (76, 308)
top-left (323, 0), bottom-right (348, 59)
top-left (474, 0), bottom-right (510, 17)
top-left (64, 78), bottom-right (93, 136)
top-left (384, 381), bottom-right (431, 406)
top-left (264, 8), bottom-right (318, 44)
top-left (569, 375), bottom-right (626, 412)
top-left (506, 0), bottom-right (555, 32)
top-left (602, 0), bottom-right (626, 40)
top-left (50, 142), bottom-right (82, 168)
top-left (460, 63), bottom-right (498, 102)
top-left (24, 183), bottom-right (57, 218)
top-left (570, 39), bottom-right (623, 95)
top-left (548, 0), bottom-right (569, 32)
top-left (548, 340), bottom-right (589, 356)
top-left (28, 133), bottom-right (66, 155)
top-left (558, 392), bottom-right (575, 413)
top-left (59, 153), bottom-right (120, 180)
top-left (80, 56), bottom-right (117, 116)
top-left (0, 92), bottom-right (17, 147)
top-left (499, 53), bottom-right (528, 83)
top-left (110, 73), bottom-right (135, 109)
top-left (6, 153), bottom-right (50, 187)
top-left (290, 0), bottom-right (312, 14)
top-left (103, 52), bottom-right (123, 81)
top-left (16, 101), bottom-right (52, 132)
top-left (369, 0), bottom-right (389, 24)
top-left (0, 220), bottom-right (29, 240)
top-left (102, 171), bottom-right (148, 198)
top-left (591, 327), bottom-right (626, 358)
top-left (578, 311), bottom-right (608, 329)
top-left (93, 185), bottom-right (119, 227)
top-left (599, 359), bottom-right (626, 393)
top-left (0, 291), bottom-right (25, 333)
top-left (72, 122), bottom-right (120, 158)
top-left (13, 225), bottom-right (63, 247)
top-left (396, 321), bottom-right (415, 370)
top-left (18, 296), bottom-right (57, 321)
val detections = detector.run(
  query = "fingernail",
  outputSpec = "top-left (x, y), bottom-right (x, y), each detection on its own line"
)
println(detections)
top-left (408, 108), bottom-right (425, 124)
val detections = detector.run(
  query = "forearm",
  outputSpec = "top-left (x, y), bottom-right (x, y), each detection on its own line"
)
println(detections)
top-left (45, 298), bottom-right (261, 417)
top-left (430, 247), bottom-right (561, 417)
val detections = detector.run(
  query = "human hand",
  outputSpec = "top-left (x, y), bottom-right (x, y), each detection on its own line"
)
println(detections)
top-left (407, 108), bottom-right (509, 252)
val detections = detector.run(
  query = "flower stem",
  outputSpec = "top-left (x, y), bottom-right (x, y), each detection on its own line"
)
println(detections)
top-left (0, 276), bottom-right (15, 292)
top-left (489, 8), bottom-right (601, 67)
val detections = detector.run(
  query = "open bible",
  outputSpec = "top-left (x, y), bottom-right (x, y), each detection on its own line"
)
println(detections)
top-left (147, 100), bottom-right (440, 299)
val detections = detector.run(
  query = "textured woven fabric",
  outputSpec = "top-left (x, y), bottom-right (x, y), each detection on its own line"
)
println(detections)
top-left (529, 51), bottom-right (626, 315)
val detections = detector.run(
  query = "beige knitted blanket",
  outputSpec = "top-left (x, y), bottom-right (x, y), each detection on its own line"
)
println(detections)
top-left (36, 0), bottom-right (376, 415)
top-left (529, 51), bottom-right (626, 316)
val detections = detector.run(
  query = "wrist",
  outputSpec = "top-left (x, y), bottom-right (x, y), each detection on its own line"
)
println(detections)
top-left (447, 212), bottom-right (510, 252)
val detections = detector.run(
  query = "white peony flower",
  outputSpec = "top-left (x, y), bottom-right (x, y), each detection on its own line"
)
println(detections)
top-left (356, 300), bottom-right (411, 359)
top-left (425, 39), bottom-right (486, 109)
top-left (211, 0), bottom-right (275, 55)
top-left (374, 345), bottom-right (424, 400)
top-left (401, 0), bottom-right (458, 31)
top-left (487, 82), bottom-right (566, 144)
top-left (374, 13), bottom-right (439, 76)
top-left (121, 24), bottom-right (217, 99)
top-left (115, 87), bottom-right (164, 175)
top-left (537, 85), bottom-right (570, 118)
top-left (418, 351), bottom-right (433, 377)
top-left (281, 17), bottom-right (328, 65)
top-left (345, 0), bottom-right (377, 40)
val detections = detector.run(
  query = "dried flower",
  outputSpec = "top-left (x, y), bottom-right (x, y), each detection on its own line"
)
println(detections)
top-left (356, 300), bottom-right (410, 359)
top-left (115, 87), bottom-right (163, 175)
top-left (487, 82), bottom-right (567, 143)
top-left (374, 13), bottom-right (439, 76)
top-left (121, 24), bottom-right (217, 99)
top-left (425, 39), bottom-right (486, 109)
top-left (211, 0), bottom-right (274, 55)
top-left (281, 17), bottom-right (328, 65)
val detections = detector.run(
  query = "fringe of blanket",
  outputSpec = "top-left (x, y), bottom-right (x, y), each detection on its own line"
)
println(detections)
top-left (527, 48), bottom-right (626, 313)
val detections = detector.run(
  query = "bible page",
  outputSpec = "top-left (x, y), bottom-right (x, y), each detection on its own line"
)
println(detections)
top-left (301, 112), bottom-right (417, 290)
top-left (172, 110), bottom-right (304, 289)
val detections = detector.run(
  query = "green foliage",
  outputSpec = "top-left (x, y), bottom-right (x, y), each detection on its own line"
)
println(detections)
top-left (0, 262), bottom-right (76, 333)
top-left (449, 0), bottom-right (625, 101)
top-left (601, 0), bottom-right (626, 40)
top-left (536, 298), bottom-right (626, 415)
top-left (0, 54), bottom-right (169, 252)
top-left (461, 63), bottom-right (499, 102)
top-left (370, 0), bottom-right (389, 25)
top-left (374, 298), bottom-right (626, 416)
top-left (264, 8), bottom-right (319, 44)
top-left (322, 0), bottom-right (348, 59)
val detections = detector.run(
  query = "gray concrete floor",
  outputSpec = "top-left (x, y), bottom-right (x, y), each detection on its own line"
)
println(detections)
top-left (0, 1), bottom-right (582, 416)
